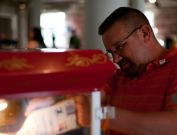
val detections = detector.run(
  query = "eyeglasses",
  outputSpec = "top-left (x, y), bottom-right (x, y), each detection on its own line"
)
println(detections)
top-left (105, 25), bottom-right (142, 59)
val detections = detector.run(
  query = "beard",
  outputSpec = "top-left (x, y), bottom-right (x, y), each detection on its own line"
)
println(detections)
top-left (117, 58), bottom-right (146, 78)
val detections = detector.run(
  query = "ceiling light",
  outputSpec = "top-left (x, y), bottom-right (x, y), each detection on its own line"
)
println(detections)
top-left (149, 0), bottom-right (156, 4)
top-left (0, 99), bottom-right (8, 111)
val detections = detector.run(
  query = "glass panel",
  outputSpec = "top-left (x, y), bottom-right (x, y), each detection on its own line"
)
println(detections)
top-left (0, 93), bottom-right (91, 135)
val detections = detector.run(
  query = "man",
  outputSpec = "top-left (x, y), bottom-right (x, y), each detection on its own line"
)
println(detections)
top-left (98, 7), bottom-right (177, 135)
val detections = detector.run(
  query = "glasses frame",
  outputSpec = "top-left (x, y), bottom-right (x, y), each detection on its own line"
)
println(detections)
top-left (105, 25), bottom-right (142, 59)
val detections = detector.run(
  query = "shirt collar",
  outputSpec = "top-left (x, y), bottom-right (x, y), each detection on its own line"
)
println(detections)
top-left (147, 48), bottom-right (177, 70)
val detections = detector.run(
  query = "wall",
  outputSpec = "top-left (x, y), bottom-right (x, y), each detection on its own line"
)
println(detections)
top-left (0, 4), bottom-right (17, 40)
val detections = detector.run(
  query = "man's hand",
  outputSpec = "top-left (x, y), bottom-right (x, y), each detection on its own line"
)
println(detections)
top-left (25, 96), bottom-right (56, 116)
top-left (74, 95), bottom-right (91, 127)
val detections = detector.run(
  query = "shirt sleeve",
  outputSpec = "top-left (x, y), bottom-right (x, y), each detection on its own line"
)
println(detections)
top-left (100, 69), bottom-right (120, 105)
top-left (165, 66), bottom-right (177, 111)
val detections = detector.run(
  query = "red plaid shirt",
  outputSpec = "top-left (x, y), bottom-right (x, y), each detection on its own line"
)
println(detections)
top-left (103, 48), bottom-right (177, 135)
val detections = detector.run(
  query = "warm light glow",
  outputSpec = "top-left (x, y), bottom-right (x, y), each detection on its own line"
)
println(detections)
top-left (0, 99), bottom-right (8, 111)
top-left (40, 48), bottom-right (67, 52)
top-left (149, 0), bottom-right (156, 3)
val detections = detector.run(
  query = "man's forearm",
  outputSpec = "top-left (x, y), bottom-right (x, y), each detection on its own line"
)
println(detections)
top-left (109, 108), bottom-right (177, 135)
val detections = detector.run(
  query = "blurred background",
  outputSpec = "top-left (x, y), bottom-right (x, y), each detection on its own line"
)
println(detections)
top-left (0, 0), bottom-right (177, 134)
top-left (0, 0), bottom-right (176, 50)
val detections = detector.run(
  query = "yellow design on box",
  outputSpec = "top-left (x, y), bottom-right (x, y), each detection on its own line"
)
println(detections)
top-left (0, 57), bottom-right (33, 70)
top-left (66, 53), bottom-right (108, 67)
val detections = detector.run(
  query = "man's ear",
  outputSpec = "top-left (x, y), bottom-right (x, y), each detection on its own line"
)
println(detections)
top-left (143, 31), bottom-right (148, 37)
top-left (141, 25), bottom-right (151, 41)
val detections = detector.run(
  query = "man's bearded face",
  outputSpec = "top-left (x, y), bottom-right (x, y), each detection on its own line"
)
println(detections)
top-left (118, 57), bottom-right (145, 78)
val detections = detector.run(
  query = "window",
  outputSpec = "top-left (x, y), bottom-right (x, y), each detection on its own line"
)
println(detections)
top-left (40, 12), bottom-right (70, 48)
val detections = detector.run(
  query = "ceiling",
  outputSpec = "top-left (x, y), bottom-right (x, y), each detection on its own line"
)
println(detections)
top-left (156, 0), bottom-right (177, 8)
top-left (43, 0), bottom-right (177, 39)
top-left (0, 0), bottom-right (176, 39)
